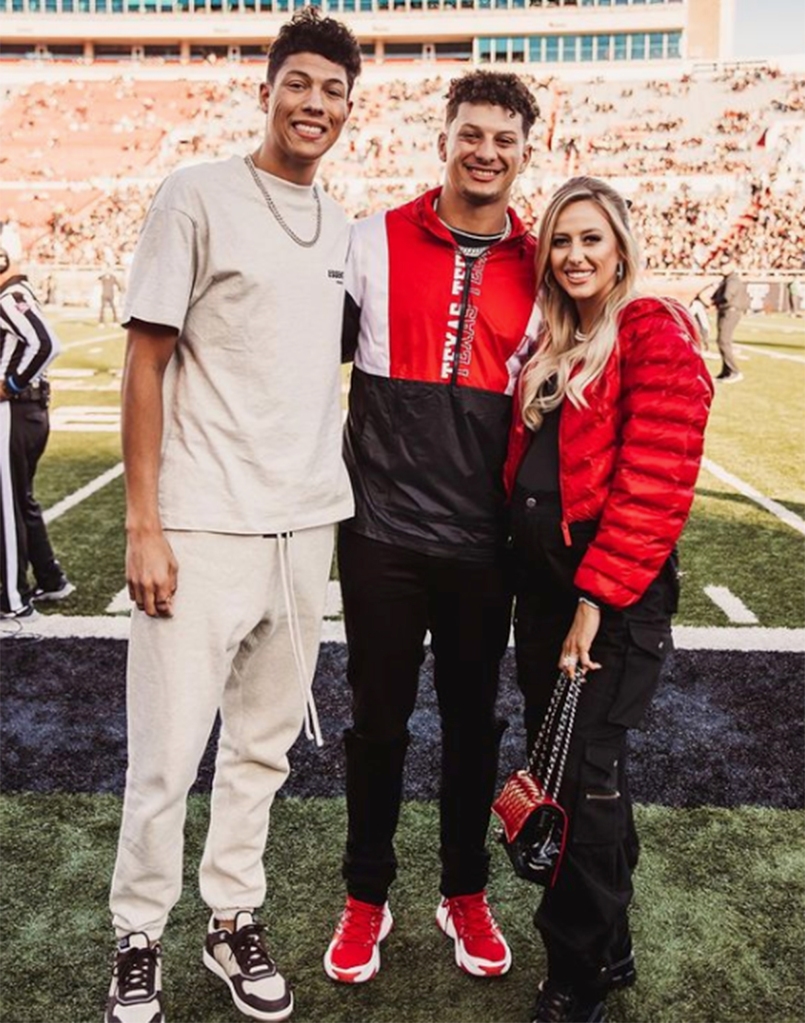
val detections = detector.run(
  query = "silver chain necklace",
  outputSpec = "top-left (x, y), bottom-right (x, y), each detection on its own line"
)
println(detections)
top-left (244, 154), bottom-right (321, 248)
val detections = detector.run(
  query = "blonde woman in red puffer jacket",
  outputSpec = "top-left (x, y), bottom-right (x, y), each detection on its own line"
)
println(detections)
top-left (504, 176), bottom-right (713, 1023)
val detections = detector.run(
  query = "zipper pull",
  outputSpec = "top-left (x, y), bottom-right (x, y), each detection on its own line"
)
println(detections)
top-left (561, 520), bottom-right (571, 547)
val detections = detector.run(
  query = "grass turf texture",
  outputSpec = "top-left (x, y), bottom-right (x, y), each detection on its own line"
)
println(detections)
top-left (705, 329), bottom-right (805, 513)
top-left (1, 794), bottom-right (803, 1023)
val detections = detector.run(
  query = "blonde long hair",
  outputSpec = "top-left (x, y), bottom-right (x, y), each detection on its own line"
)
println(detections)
top-left (521, 177), bottom-right (641, 430)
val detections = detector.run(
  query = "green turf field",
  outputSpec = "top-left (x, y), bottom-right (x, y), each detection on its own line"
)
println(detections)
top-left (2, 796), bottom-right (803, 1023)
top-left (32, 308), bottom-right (805, 626)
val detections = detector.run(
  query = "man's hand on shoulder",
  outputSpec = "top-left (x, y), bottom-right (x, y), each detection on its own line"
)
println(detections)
top-left (126, 526), bottom-right (179, 618)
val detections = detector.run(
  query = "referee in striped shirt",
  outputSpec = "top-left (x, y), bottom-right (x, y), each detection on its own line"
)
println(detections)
top-left (0, 248), bottom-right (74, 620)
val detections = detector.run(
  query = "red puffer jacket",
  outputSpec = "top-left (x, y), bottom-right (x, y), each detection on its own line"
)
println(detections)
top-left (503, 297), bottom-right (714, 609)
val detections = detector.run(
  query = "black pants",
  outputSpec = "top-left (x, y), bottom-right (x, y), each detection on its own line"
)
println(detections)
top-left (511, 490), bottom-right (676, 992)
top-left (0, 400), bottom-right (61, 613)
top-left (338, 527), bottom-right (512, 904)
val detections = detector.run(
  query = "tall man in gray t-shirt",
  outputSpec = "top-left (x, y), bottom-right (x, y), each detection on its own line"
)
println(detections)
top-left (105, 12), bottom-right (361, 1023)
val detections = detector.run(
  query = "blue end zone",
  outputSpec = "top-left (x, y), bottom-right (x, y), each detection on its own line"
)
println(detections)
top-left (2, 639), bottom-right (802, 808)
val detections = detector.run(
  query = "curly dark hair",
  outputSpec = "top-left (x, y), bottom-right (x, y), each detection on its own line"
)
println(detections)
top-left (445, 71), bottom-right (539, 136)
top-left (267, 8), bottom-right (362, 94)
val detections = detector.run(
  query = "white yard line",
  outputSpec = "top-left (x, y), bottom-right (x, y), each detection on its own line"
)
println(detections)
top-left (703, 586), bottom-right (759, 624)
top-left (106, 587), bottom-right (132, 615)
top-left (734, 343), bottom-right (805, 365)
top-left (324, 579), bottom-right (343, 618)
top-left (43, 462), bottom-right (124, 524)
top-left (3, 615), bottom-right (804, 652)
top-left (62, 331), bottom-right (122, 350)
top-left (671, 626), bottom-right (805, 652)
top-left (49, 406), bottom-right (121, 432)
top-left (701, 457), bottom-right (805, 537)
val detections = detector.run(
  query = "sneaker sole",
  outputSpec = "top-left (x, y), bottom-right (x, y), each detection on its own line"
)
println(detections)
top-left (435, 903), bottom-right (512, 978)
top-left (323, 908), bottom-right (393, 984)
top-left (104, 1005), bottom-right (164, 1023)
top-left (202, 949), bottom-right (293, 1021)
top-left (32, 583), bottom-right (76, 602)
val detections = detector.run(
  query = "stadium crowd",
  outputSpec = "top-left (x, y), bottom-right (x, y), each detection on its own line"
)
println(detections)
top-left (1, 62), bottom-right (803, 272)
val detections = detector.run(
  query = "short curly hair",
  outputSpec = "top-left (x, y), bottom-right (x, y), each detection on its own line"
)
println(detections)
top-left (267, 9), bottom-right (362, 94)
top-left (445, 71), bottom-right (539, 136)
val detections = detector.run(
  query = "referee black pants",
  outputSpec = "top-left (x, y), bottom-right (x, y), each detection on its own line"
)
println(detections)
top-left (0, 400), bottom-right (60, 613)
top-left (338, 527), bottom-right (512, 904)
top-left (511, 490), bottom-right (676, 993)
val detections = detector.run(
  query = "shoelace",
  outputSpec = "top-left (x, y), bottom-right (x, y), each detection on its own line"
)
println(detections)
top-left (339, 901), bottom-right (385, 946)
top-left (116, 946), bottom-right (158, 1000)
top-left (451, 895), bottom-right (499, 938)
top-left (532, 982), bottom-right (574, 1023)
top-left (230, 923), bottom-right (277, 977)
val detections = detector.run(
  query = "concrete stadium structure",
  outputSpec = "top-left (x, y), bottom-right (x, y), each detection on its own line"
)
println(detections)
top-left (0, 0), bottom-right (735, 67)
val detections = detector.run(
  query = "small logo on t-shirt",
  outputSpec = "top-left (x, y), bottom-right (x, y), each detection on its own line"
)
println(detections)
top-left (328, 269), bottom-right (344, 284)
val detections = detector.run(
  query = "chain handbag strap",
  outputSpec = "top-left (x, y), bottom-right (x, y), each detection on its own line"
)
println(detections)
top-left (526, 669), bottom-right (584, 799)
top-left (545, 672), bottom-right (582, 798)
top-left (527, 672), bottom-right (568, 781)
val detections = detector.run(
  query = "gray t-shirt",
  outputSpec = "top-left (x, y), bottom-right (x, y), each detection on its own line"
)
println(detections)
top-left (123, 155), bottom-right (353, 534)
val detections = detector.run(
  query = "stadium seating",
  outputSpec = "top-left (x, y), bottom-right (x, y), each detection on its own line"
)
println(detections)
top-left (1, 62), bottom-right (803, 271)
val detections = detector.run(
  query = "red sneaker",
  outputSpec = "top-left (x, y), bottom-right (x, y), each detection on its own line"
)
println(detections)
top-left (436, 891), bottom-right (512, 977)
top-left (323, 896), bottom-right (393, 984)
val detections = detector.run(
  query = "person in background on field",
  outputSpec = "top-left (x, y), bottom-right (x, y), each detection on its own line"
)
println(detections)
top-left (710, 258), bottom-right (749, 382)
top-left (324, 70), bottom-right (540, 987)
top-left (98, 268), bottom-right (123, 326)
top-left (504, 177), bottom-right (713, 1023)
top-left (786, 277), bottom-right (802, 317)
top-left (105, 12), bottom-right (361, 1023)
top-left (0, 247), bottom-right (75, 622)
top-left (688, 287), bottom-right (710, 349)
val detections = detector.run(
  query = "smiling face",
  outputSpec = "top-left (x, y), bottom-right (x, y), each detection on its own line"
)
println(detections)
top-left (549, 199), bottom-right (622, 327)
top-left (438, 101), bottom-right (531, 218)
top-left (258, 51), bottom-right (352, 185)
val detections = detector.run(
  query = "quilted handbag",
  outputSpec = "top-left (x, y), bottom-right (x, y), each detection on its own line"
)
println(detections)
top-left (492, 669), bottom-right (583, 886)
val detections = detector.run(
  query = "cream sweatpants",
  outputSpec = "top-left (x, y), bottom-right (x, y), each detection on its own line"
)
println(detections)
top-left (109, 525), bottom-right (334, 940)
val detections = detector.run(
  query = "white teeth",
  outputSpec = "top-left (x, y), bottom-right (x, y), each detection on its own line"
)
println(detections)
top-left (295, 124), bottom-right (325, 138)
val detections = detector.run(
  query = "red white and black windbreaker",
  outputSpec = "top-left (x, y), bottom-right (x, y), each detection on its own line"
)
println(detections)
top-left (342, 187), bottom-right (539, 561)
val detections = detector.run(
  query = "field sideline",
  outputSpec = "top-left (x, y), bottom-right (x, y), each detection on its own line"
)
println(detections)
top-left (1, 308), bottom-right (804, 1023)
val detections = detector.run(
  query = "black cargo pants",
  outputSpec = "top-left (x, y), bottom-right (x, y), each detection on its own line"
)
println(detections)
top-left (511, 489), bottom-right (676, 992)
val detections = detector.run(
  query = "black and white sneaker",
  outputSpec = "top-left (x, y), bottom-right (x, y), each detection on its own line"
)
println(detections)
top-left (0, 602), bottom-right (38, 621)
top-left (32, 577), bottom-right (75, 602)
top-left (204, 911), bottom-right (293, 1021)
top-left (105, 932), bottom-right (164, 1023)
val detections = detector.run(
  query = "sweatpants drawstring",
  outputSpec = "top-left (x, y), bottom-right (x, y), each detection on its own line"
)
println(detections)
top-left (276, 532), bottom-right (323, 747)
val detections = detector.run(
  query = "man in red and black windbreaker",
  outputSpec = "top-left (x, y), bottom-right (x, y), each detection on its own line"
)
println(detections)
top-left (324, 72), bottom-right (541, 986)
